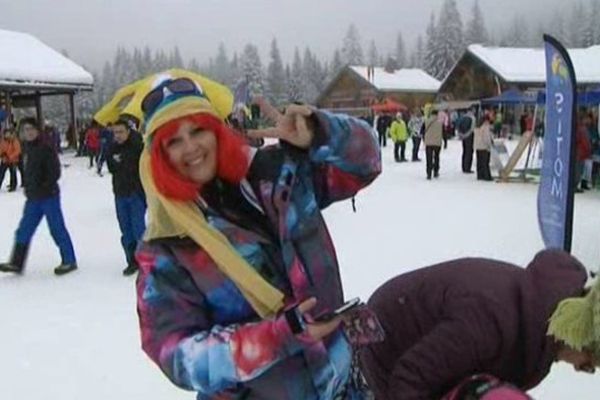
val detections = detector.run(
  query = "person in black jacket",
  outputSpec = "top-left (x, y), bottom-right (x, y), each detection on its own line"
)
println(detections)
top-left (0, 117), bottom-right (77, 275)
top-left (376, 113), bottom-right (392, 147)
top-left (107, 119), bottom-right (146, 276)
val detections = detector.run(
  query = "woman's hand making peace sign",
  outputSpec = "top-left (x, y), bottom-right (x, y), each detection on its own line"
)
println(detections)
top-left (247, 97), bottom-right (315, 149)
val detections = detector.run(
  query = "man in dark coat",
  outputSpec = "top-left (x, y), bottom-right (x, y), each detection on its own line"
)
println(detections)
top-left (106, 119), bottom-right (146, 276)
top-left (376, 113), bottom-right (392, 148)
top-left (360, 250), bottom-right (591, 400)
top-left (457, 109), bottom-right (476, 174)
top-left (0, 117), bottom-right (77, 275)
top-left (96, 123), bottom-right (114, 176)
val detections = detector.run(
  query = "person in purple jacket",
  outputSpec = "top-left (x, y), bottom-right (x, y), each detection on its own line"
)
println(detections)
top-left (360, 250), bottom-right (597, 400)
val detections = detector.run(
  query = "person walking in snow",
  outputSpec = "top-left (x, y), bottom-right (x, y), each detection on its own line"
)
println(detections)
top-left (408, 110), bottom-right (424, 162)
top-left (133, 74), bottom-right (382, 399)
top-left (574, 116), bottom-right (592, 193)
top-left (106, 119), bottom-right (146, 276)
top-left (96, 123), bottom-right (114, 176)
top-left (0, 127), bottom-right (22, 191)
top-left (85, 123), bottom-right (101, 169)
top-left (376, 112), bottom-right (392, 147)
top-left (474, 116), bottom-right (494, 181)
top-left (579, 113), bottom-right (596, 191)
top-left (390, 112), bottom-right (409, 162)
top-left (360, 250), bottom-right (597, 400)
top-left (0, 117), bottom-right (78, 275)
top-left (424, 110), bottom-right (443, 180)
top-left (456, 109), bottom-right (476, 174)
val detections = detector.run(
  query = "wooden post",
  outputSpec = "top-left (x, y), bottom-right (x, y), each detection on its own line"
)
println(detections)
top-left (68, 93), bottom-right (78, 149)
top-left (35, 92), bottom-right (43, 125)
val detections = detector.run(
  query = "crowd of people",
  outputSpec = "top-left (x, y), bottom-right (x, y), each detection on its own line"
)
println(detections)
top-left (1, 72), bottom-right (599, 400)
top-left (0, 115), bottom-right (146, 276)
top-left (372, 105), bottom-right (600, 188)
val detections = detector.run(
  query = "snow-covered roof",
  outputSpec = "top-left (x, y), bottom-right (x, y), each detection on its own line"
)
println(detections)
top-left (350, 66), bottom-right (441, 93)
top-left (0, 29), bottom-right (93, 90)
top-left (467, 44), bottom-right (600, 84)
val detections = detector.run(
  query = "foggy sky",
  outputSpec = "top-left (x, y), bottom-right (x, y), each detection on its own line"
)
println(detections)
top-left (0, 0), bottom-right (563, 72)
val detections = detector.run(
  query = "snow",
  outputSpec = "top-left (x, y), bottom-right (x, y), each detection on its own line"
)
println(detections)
top-left (1, 139), bottom-right (599, 399)
top-left (350, 66), bottom-right (441, 93)
top-left (468, 44), bottom-right (600, 84)
top-left (0, 29), bottom-right (93, 89)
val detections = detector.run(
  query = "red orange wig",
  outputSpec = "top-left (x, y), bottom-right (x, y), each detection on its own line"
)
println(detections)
top-left (150, 113), bottom-right (249, 201)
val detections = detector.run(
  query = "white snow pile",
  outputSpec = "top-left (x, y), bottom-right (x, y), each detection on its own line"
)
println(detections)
top-left (468, 44), bottom-right (600, 84)
top-left (0, 139), bottom-right (599, 399)
top-left (0, 28), bottom-right (93, 88)
top-left (350, 66), bottom-right (441, 93)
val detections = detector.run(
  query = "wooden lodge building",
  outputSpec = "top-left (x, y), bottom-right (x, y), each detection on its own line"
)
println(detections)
top-left (316, 65), bottom-right (440, 115)
top-left (439, 44), bottom-right (600, 101)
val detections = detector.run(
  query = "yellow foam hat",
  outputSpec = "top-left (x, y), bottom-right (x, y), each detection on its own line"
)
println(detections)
top-left (93, 69), bottom-right (234, 127)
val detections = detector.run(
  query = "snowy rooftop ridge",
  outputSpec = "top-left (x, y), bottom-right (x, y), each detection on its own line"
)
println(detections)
top-left (350, 66), bottom-right (441, 92)
top-left (0, 28), bottom-right (93, 89)
top-left (468, 44), bottom-right (600, 84)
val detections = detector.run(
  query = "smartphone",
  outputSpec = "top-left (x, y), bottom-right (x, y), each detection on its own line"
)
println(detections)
top-left (315, 297), bottom-right (361, 322)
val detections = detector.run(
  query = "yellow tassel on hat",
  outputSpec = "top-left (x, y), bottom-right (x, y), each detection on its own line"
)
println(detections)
top-left (548, 278), bottom-right (600, 353)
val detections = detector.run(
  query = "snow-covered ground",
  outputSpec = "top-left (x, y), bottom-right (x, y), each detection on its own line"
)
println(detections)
top-left (0, 139), bottom-right (598, 400)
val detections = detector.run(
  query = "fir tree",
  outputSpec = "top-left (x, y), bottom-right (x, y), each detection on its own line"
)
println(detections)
top-left (241, 43), bottom-right (264, 96)
top-left (433, 0), bottom-right (465, 79)
top-left (549, 11), bottom-right (569, 46)
top-left (153, 50), bottom-right (169, 73)
top-left (266, 38), bottom-right (287, 106)
top-left (341, 23), bottom-right (364, 65)
top-left (569, 2), bottom-right (586, 47)
top-left (288, 48), bottom-right (304, 102)
top-left (230, 52), bottom-right (241, 86)
top-left (170, 46), bottom-right (184, 69)
top-left (583, 0), bottom-right (600, 46)
top-left (213, 43), bottom-right (231, 85)
top-left (594, 0), bottom-right (600, 44)
top-left (465, 0), bottom-right (489, 45)
top-left (424, 13), bottom-right (440, 78)
top-left (188, 58), bottom-right (201, 73)
top-left (395, 32), bottom-right (407, 68)
top-left (501, 16), bottom-right (530, 47)
top-left (142, 46), bottom-right (153, 74)
top-left (329, 48), bottom-right (345, 81)
top-left (368, 40), bottom-right (379, 67)
top-left (414, 35), bottom-right (425, 68)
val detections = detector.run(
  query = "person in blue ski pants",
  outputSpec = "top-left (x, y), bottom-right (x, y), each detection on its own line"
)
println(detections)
top-left (0, 117), bottom-right (77, 275)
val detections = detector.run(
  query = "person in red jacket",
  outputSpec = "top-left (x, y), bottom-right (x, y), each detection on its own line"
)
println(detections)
top-left (0, 128), bottom-right (22, 191)
top-left (84, 123), bottom-right (101, 169)
top-left (360, 250), bottom-right (595, 400)
top-left (575, 117), bottom-right (592, 193)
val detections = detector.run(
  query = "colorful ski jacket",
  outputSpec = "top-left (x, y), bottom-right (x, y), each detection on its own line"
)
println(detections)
top-left (136, 111), bottom-right (381, 400)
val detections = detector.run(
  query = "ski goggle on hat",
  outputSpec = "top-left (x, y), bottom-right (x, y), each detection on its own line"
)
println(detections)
top-left (141, 77), bottom-right (221, 139)
top-left (141, 78), bottom-right (205, 119)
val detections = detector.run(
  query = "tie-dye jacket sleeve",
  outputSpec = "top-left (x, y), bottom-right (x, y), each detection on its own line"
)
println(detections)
top-left (308, 110), bottom-right (381, 208)
top-left (136, 247), bottom-right (304, 395)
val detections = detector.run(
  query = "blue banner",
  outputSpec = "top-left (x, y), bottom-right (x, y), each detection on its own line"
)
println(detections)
top-left (537, 35), bottom-right (577, 251)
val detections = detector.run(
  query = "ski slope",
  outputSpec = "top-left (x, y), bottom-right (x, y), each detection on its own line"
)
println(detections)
top-left (0, 139), bottom-right (598, 399)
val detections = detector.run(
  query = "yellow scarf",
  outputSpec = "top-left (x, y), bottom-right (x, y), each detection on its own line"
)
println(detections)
top-left (140, 152), bottom-right (284, 318)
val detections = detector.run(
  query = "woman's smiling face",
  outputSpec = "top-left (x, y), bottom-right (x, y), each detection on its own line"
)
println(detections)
top-left (161, 120), bottom-right (218, 185)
